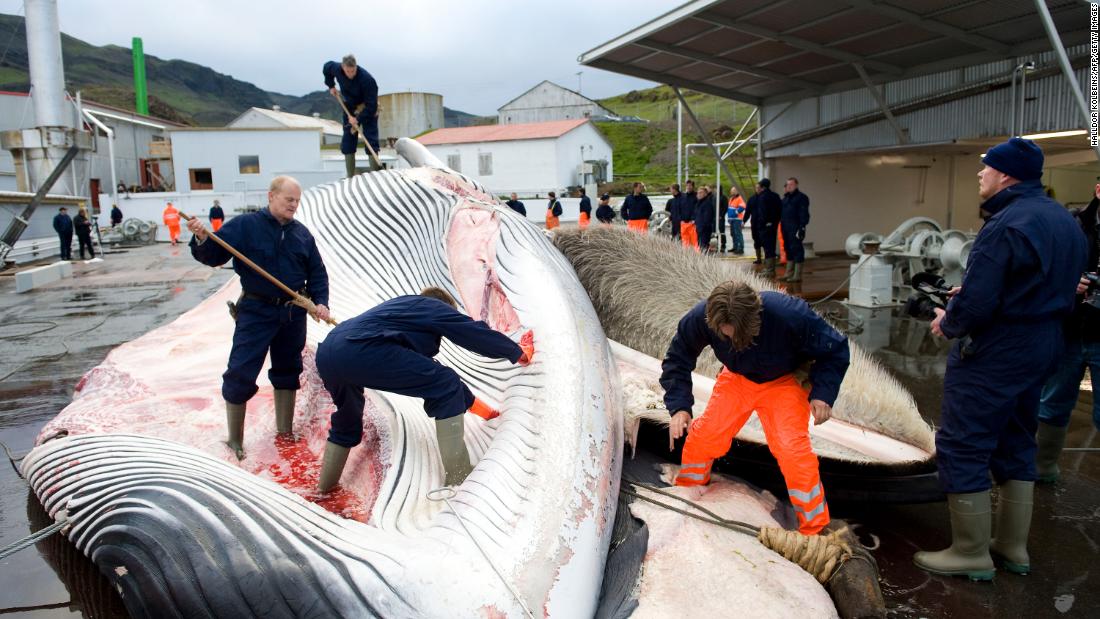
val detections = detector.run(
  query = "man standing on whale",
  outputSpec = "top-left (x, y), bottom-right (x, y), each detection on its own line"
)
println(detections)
top-left (661, 281), bottom-right (849, 535)
top-left (324, 54), bottom-right (379, 177)
top-left (314, 287), bottom-right (534, 490)
top-left (187, 175), bottom-right (330, 459)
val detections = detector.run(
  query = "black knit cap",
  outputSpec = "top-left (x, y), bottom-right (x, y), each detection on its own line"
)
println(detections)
top-left (982, 137), bottom-right (1044, 181)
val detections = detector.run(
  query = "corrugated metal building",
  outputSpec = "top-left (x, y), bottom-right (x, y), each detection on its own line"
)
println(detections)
top-left (498, 81), bottom-right (615, 125)
top-left (580, 0), bottom-right (1096, 252)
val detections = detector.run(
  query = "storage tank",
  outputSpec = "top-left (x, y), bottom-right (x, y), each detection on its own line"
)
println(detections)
top-left (377, 92), bottom-right (444, 144)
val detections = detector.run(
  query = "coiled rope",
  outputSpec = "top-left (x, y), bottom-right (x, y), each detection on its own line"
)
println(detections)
top-left (622, 476), bottom-right (861, 584)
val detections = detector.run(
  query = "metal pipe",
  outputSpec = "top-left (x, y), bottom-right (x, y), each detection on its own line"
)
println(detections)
top-left (82, 109), bottom-right (119, 213)
top-left (1009, 64), bottom-right (1019, 136)
top-left (674, 86), bottom-right (747, 200)
top-left (676, 100), bottom-right (683, 187)
top-left (24, 0), bottom-right (68, 128)
top-left (1034, 0), bottom-right (1100, 161)
top-left (132, 37), bottom-right (149, 116)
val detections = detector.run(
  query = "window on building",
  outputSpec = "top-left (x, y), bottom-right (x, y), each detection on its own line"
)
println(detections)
top-left (478, 153), bottom-right (492, 176)
top-left (447, 154), bottom-right (461, 172)
top-left (189, 168), bottom-right (213, 191)
top-left (238, 155), bottom-right (260, 174)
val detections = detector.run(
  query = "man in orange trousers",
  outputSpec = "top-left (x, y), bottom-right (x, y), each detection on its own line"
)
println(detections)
top-left (660, 281), bottom-right (850, 534)
top-left (163, 202), bottom-right (181, 245)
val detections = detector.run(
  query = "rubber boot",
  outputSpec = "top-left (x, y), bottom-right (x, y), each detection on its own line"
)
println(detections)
top-left (317, 441), bottom-right (351, 493)
top-left (1035, 422), bottom-right (1067, 483)
top-left (913, 491), bottom-right (995, 581)
top-left (753, 246), bottom-right (763, 265)
top-left (273, 389), bottom-right (296, 435)
top-left (990, 480), bottom-right (1034, 575)
top-left (226, 402), bottom-right (246, 460)
top-left (762, 258), bottom-right (777, 278)
top-left (344, 153), bottom-right (356, 178)
top-left (436, 416), bottom-right (474, 486)
top-left (787, 262), bottom-right (803, 283)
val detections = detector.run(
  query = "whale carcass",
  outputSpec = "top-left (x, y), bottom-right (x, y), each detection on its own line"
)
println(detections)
top-left (21, 139), bottom-right (622, 617)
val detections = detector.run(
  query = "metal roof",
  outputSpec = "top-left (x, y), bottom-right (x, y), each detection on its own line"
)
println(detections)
top-left (229, 107), bottom-right (344, 136)
top-left (416, 119), bottom-right (591, 145)
top-left (578, 0), bottom-right (1091, 106)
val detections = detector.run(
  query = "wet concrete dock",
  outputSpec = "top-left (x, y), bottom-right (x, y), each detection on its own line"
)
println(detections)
top-left (0, 247), bottom-right (1097, 617)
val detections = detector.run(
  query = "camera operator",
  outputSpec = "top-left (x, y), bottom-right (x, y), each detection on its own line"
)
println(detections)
top-left (914, 138), bottom-right (1087, 580)
top-left (1035, 182), bottom-right (1100, 483)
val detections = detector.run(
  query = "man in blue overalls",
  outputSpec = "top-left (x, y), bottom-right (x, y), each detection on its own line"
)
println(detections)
top-left (914, 138), bottom-right (1087, 580)
top-left (314, 288), bottom-right (534, 490)
top-left (780, 178), bottom-right (810, 282)
top-left (187, 175), bottom-right (330, 459)
top-left (323, 54), bottom-right (379, 177)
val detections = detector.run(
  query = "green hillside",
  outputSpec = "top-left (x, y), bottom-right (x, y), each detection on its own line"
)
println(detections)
top-left (595, 86), bottom-right (759, 194)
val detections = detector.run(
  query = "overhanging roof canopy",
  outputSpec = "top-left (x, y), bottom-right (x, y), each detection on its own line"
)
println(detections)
top-left (579, 0), bottom-right (1091, 106)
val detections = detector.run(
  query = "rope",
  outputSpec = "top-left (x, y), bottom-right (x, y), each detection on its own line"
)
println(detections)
top-left (620, 477), bottom-right (860, 584)
top-left (426, 487), bottom-right (534, 619)
top-left (808, 255), bottom-right (873, 307)
top-left (1, 440), bottom-right (26, 479)
top-left (0, 515), bottom-right (67, 561)
top-left (757, 526), bottom-right (852, 584)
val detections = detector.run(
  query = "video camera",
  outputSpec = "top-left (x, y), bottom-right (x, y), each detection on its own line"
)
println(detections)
top-left (904, 272), bottom-right (953, 320)
top-left (1084, 272), bottom-right (1100, 309)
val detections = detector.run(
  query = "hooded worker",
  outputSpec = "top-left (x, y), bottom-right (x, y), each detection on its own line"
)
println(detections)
top-left (314, 287), bottom-right (534, 490)
top-left (661, 281), bottom-right (849, 535)
top-left (914, 138), bottom-right (1087, 580)
top-left (323, 54), bottom-right (380, 177)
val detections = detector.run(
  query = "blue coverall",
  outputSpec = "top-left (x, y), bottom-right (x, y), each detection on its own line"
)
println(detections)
top-left (666, 195), bottom-right (681, 239)
top-left (315, 295), bottom-right (522, 448)
top-left (323, 61), bottom-right (379, 155)
top-left (190, 208), bottom-right (329, 405)
top-left (621, 193), bottom-right (653, 221)
top-left (694, 192), bottom-right (717, 252)
top-left (757, 188), bottom-right (783, 259)
top-left (937, 179), bottom-right (1087, 493)
top-left (781, 189), bottom-right (810, 263)
top-left (53, 212), bottom-right (72, 260)
top-left (743, 193), bottom-right (765, 254)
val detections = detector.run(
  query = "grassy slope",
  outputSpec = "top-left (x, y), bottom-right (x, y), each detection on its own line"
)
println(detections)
top-left (595, 85), bottom-right (759, 194)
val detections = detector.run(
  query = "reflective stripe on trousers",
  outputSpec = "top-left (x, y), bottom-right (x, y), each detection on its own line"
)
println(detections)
top-left (676, 368), bottom-right (829, 534)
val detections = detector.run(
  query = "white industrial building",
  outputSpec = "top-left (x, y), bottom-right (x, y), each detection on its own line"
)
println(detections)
top-left (227, 106), bottom-right (343, 146)
top-left (378, 92), bottom-right (445, 145)
top-left (417, 119), bottom-right (613, 196)
top-left (497, 81), bottom-right (615, 125)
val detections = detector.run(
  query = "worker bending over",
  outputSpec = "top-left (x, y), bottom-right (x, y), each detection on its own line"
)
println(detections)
top-left (187, 176), bottom-right (330, 459)
top-left (661, 281), bottom-right (849, 534)
top-left (314, 287), bottom-right (534, 491)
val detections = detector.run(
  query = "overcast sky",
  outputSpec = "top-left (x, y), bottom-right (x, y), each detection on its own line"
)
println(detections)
top-left (4, 0), bottom-right (680, 115)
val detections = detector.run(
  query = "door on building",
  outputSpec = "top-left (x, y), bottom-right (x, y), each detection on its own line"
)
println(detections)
top-left (89, 178), bottom-right (101, 213)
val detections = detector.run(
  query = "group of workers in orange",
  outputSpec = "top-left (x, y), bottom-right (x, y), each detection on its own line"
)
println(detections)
top-left (161, 200), bottom-right (226, 245)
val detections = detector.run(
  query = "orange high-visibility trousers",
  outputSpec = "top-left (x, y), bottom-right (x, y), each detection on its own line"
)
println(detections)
top-left (680, 222), bottom-right (699, 252)
top-left (579, 212), bottom-right (590, 229)
top-left (676, 369), bottom-right (829, 535)
top-left (167, 225), bottom-right (180, 242)
top-left (546, 211), bottom-right (560, 230)
top-left (627, 219), bottom-right (648, 234)
top-left (778, 223), bottom-right (786, 262)
top-left (211, 218), bottom-right (224, 232)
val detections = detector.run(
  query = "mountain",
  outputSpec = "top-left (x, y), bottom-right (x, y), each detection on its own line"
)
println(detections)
top-left (0, 13), bottom-right (487, 126)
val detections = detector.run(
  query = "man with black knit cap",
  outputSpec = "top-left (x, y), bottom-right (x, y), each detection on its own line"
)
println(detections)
top-left (914, 138), bottom-right (1087, 581)
top-left (755, 178), bottom-right (783, 277)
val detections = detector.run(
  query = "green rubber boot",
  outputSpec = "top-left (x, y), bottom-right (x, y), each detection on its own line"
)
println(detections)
top-left (344, 153), bottom-right (356, 178)
top-left (913, 490), bottom-right (995, 581)
top-left (1035, 422), bottom-right (1067, 483)
top-left (317, 441), bottom-right (351, 493)
top-left (226, 402), bottom-right (246, 460)
top-left (762, 258), bottom-right (777, 278)
top-left (273, 389), bottom-right (296, 435)
top-left (788, 262), bottom-right (803, 282)
top-left (990, 480), bottom-right (1033, 575)
top-left (436, 416), bottom-right (474, 486)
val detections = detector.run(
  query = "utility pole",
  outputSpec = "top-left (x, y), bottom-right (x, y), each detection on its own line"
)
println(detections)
top-left (576, 71), bottom-right (582, 94)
